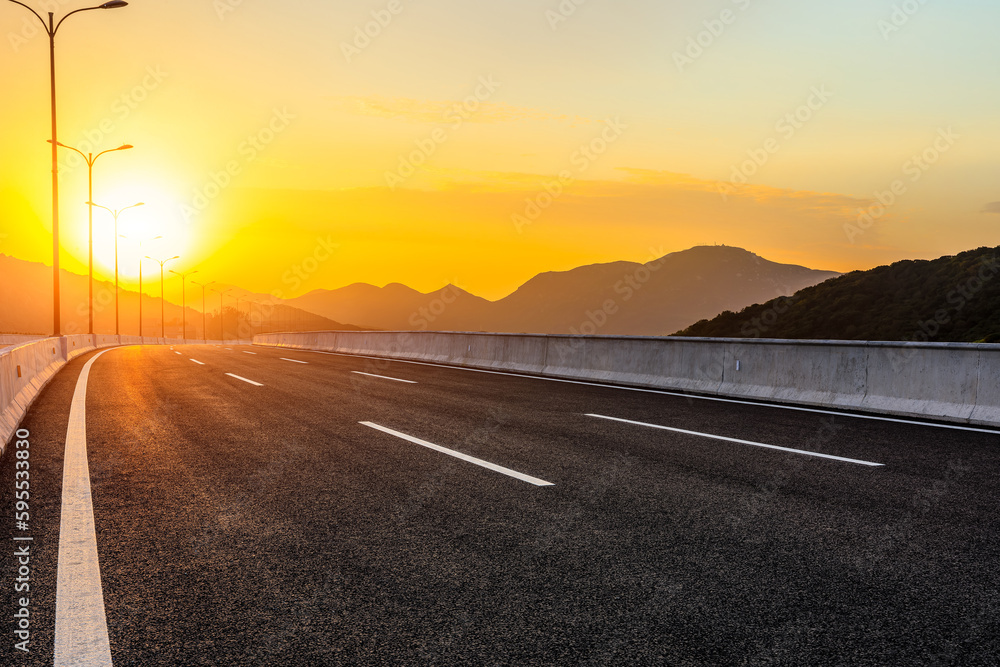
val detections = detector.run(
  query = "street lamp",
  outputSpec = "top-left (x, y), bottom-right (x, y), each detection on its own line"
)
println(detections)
top-left (191, 280), bottom-right (215, 343)
top-left (120, 233), bottom-right (160, 337)
top-left (52, 141), bottom-right (133, 334)
top-left (235, 294), bottom-right (243, 342)
top-left (145, 255), bottom-right (178, 339)
top-left (88, 201), bottom-right (143, 336)
top-left (169, 269), bottom-right (198, 342)
top-left (211, 288), bottom-right (231, 342)
top-left (5, 0), bottom-right (130, 335)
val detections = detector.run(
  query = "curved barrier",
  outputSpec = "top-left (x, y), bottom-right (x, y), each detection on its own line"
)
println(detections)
top-left (0, 334), bottom-right (46, 350)
top-left (1, 335), bottom-right (229, 453)
top-left (255, 331), bottom-right (1000, 428)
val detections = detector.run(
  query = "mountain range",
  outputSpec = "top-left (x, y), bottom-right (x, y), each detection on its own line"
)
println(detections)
top-left (1, 246), bottom-right (839, 337)
top-left (288, 246), bottom-right (840, 335)
top-left (0, 254), bottom-right (358, 337)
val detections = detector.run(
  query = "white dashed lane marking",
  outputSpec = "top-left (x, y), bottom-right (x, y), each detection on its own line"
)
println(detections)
top-left (586, 414), bottom-right (885, 467)
top-left (351, 371), bottom-right (416, 384)
top-left (360, 422), bottom-right (554, 487)
top-left (226, 373), bottom-right (264, 387)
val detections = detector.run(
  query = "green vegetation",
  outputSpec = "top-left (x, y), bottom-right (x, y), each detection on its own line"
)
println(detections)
top-left (675, 247), bottom-right (1000, 343)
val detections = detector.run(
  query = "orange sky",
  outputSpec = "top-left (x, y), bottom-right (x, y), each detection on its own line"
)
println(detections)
top-left (1, 1), bottom-right (998, 301)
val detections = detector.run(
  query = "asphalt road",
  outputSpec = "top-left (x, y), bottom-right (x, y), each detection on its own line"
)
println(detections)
top-left (3, 343), bottom-right (1000, 665)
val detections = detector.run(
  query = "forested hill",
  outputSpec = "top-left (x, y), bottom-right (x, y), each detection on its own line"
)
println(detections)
top-left (674, 246), bottom-right (1000, 343)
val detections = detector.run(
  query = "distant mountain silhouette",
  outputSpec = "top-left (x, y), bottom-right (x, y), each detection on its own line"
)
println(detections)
top-left (675, 246), bottom-right (1000, 343)
top-left (290, 246), bottom-right (840, 335)
top-left (0, 254), bottom-right (361, 337)
top-left (292, 283), bottom-right (494, 332)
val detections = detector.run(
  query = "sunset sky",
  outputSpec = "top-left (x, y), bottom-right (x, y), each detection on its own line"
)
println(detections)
top-left (1, 0), bottom-right (998, 300)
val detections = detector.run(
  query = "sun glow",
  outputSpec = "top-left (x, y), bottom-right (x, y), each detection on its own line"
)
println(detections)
top-left (77, 183), bottom-right (194, 290)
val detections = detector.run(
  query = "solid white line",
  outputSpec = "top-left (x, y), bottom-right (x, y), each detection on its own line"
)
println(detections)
top-left (351, 371), bottom-right (417, 384)
top-left (304, 350), bottom-right (1000, 435)
top-left (190, 359), bottom-right (206, 366)
top-left (280, 358), bottom-right (309, 364)
top-left (587, 413), bottom-right (885, 467)
top-left (55, 349), bottom-right (115, 667)
top-left (360, 422), bottom-right (554, 487)
top-left (226, 373), bottom-right (264, 387)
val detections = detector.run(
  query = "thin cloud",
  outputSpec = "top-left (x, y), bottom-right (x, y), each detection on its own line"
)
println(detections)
top-left (619, 168), bottom-right (871, 215)
top-left (981, 201), bottom-right (1000, 214)
top-left (328, 95), bottom-right (592, 125)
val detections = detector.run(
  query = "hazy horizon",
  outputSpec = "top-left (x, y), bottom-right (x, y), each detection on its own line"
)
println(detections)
top-left (2, 1), bottom-right (998, 302)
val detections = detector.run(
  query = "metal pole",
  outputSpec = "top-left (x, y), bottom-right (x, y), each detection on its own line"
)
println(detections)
top-left (172, 271), bottom-right (198, 342)
top-left (87, 155), bottom-right (94, 334)
top-left (159, 262), bottom-right (164, 339)
top-left (114, 211), bottom-right (119, 336)
top-left (48, 13), bottom-right (60, 335)
top-left (180, 275), bottom-right (186, 341)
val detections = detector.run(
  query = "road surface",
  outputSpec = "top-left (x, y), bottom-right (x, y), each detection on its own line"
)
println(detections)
top-left (3, 344), bottom-right (999, 665)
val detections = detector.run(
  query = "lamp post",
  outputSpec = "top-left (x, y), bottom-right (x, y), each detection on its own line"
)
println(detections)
top-left (52, 141), bottom-right (133, 334)
top-left (120, 233), bottom-right (160, 337)
top-left (88, 201), bottom-right (143, 336)
top-left (211, 288), bottom-right (231, 342)
top-left (169, 269), bottom-right (198, 342)
top-left (145, 255), bottom-right (178, 339)
top-left (235, 294), bottom-right (243, 342)
top-left (5, 0), bottom-right (130, 335)
top-left (192, 280), bottom-right (215, 343)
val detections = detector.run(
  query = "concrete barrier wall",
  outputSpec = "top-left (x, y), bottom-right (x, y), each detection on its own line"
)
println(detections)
top-left (0, 339), bottom-right (64, 450)
top-left (1, 335), bottom-right (233, 453)
top-left (0, 334), bottom-right (46, 350)
top-left (254, 331), bottom-right (1000, 428)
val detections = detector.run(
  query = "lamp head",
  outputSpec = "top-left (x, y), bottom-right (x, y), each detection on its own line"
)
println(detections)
top-left (100, 1), bottom-right (128, 9)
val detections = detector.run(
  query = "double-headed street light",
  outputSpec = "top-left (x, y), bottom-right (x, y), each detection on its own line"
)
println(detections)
top-left (89, 201), bottom-right (143, 336)
top-left (211, 288), bottom-right (232, 342)
top-left (145, 255), bottom-right (178, 339)
top-left (6, 0), bottom-right (130, 335)
top-left (169, 269), bottom-right (198, 342)
top-left (238, 296), bottom-right (260, 342)
top-left (191, 280), bottom-right (215, 343)
top-left (235, 294), bottom-right (244, 342)
top-left (51, 141), bottom-right (133, 334)
top-left (249, 301), bottom-right (260, 337)
top-left (120, 233), bottom-right (161, 337)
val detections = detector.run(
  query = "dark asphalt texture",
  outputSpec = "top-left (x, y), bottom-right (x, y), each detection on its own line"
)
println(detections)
top-left (3, 343), bottom-right (1000, 665)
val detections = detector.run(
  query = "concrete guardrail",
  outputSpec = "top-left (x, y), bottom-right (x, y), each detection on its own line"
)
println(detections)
top-left (254, 331), bottom-right (1000, 429)
top-left (1, 335), bottom-right (228, 454)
